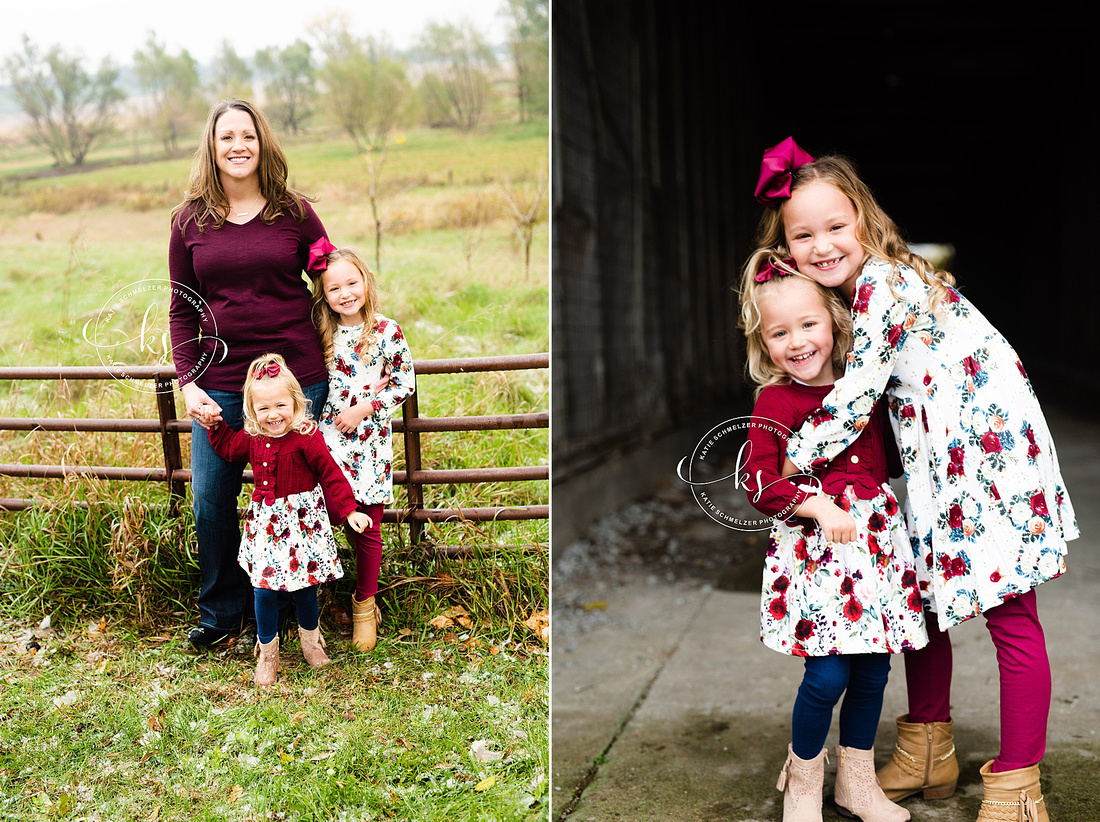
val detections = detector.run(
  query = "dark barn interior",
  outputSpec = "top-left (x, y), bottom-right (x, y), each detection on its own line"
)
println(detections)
top-left (552, 1), bottom-right (1099, 543)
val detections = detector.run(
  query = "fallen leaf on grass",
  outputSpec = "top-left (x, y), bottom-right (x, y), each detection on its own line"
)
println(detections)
top-left (429, 606), bottom-right (472, 630)
top-left (523, 609), bottom-right (549, 642)
top-left (310, 751), bottom-right (335, 761)
top-left (474, 774), bottom-right (496, 791)
top-left (148, 709), bottom-right (165, 731)
top-left (227, 785), bottom-right (244, 802)
top-left (53, 690), bottom-right (80, 710)
top-left (470, 740), bottom-right (503, 763)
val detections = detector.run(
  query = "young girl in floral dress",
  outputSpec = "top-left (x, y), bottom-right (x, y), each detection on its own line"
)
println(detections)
top-left (748, 137), bottom-right (1078, 822)
top-left (741, 261), bottom-right (924, 822)
top-left (203, 353), bottom-right (373, 687)
top-left (311, 245), bottom-right (416, 652)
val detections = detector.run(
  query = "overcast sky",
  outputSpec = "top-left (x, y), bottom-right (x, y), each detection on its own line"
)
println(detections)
top-left (0, 0), bottom-right (510, 66)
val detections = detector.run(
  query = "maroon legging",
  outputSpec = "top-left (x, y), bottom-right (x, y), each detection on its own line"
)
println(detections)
top-left (904, 588), bottom-right (1050, 772)
top-left (347, 503), bottom-right (385, 599)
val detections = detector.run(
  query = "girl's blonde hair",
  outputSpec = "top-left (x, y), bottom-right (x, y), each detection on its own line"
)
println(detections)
top-left (310, 247), bottom-right (381, 366)
top-left (241, 353), bottom-right (317, 436)
top-left (170, 98), bottom-right (314, 234)
top-left (743, 154), bottom-right (957, 313)
top-left (739, 270), bottom-right (853, 398)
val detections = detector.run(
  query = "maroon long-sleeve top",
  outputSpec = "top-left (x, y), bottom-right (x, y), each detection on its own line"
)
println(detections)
top-left (744, 382), bottom-right (901, 522)
top-left (208, 423), bottom-right (359, 526)
top-left (168, 201), bottom-right (329, 391)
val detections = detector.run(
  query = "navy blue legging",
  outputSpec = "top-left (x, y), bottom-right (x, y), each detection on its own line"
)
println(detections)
top-left (791, 653), bottom-right (892, 760)
top-left (255, 586), bottom-right (319, 644)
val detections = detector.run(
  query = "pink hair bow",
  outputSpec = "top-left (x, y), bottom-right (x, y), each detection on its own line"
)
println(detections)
top-left (253, 361), bottom-right (281, 380)
top-left (307, 236), bottom-right (337, 273)
top-left (754, 137), bottom-right (814, 208)
top-left (755, 257), bottom-right (797, 282)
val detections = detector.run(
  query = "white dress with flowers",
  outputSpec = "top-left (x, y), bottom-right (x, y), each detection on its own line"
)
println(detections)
top-left (748, 383), bottom-right (928, 657)
top-left (788, 259), bottom-right (1079, 630)
top-left (319, 315), bottom-right (416, 505)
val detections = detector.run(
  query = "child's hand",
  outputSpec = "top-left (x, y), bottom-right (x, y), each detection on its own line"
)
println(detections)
top-left (370, 364), bottom-right (392, 395)
top-left (346, 511), bottom-right (373, 532)
top-left (793, 496), bottom-right (858, 544)
top-left (333, 404), bottom-right (370, 434)
top-left (198, 404), bottom-right (219, 429)
top-left (815, 504), bottom-right (858, 544)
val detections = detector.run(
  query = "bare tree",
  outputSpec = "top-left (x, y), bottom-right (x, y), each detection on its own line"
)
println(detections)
top-left (206, 40), bottom-right (253, 101)
top-left (416, 20), bottom-right (497, 132)
top-left (503, 0), bottom-right (549, 122)
top-left (310, 13), bottom-right (410, 153)
top-left (311, 12), bottom-right (412, 270)
top-left (498, 172), bottom-right (547, 280)
top-left (133, 32), bottom-right (201, 154)
top-left (254, 40), bottom-right (315, 135)
top-left (2, 36), bottom-right (123, 167)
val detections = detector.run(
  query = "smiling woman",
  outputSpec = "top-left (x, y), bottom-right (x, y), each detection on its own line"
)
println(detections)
top-left (167, 98), bottom-right (336, 650)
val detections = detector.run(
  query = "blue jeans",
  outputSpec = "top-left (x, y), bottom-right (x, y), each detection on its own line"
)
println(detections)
top-left (791, 654), bottom-right (892, 760)
top-left (190, 380), bottom-right (329, 632)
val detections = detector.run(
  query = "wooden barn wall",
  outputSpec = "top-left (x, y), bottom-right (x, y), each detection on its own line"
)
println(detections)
top-left (552, 1), bottom-right (757, 490)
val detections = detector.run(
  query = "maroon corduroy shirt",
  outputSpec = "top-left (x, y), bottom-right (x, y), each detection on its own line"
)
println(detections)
top-left (168, 200), bottom-right (329, 391)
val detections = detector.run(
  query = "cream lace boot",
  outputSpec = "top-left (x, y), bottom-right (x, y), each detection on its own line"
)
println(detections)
top-left (298, 626), bottom-right (332, 668)
top-left (351, 593), bottom-right (380, 652)
top-left (834, 745), bottom-right (910, 821)
top-left (876, 714), bottom-right (959, 801)
top-left (976, 760), bottom-right (1048, 822)
top-left (776, 744), bottom-right (827, 821)
top-left (253, 636), bottom-right (279, 687)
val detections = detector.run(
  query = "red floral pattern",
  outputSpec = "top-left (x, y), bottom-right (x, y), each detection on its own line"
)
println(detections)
top-left (787, 260), bottom-right (1078, 629)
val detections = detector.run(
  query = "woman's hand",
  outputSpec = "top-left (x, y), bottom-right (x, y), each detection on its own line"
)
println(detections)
top-left (181, 382), bottom-right (222, 429)
top-left (346, 511), bottom-right (374, 533)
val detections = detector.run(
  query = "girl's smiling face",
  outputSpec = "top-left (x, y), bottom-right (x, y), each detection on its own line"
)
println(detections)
top-left (321, 259), bottom-right (367, 326)
top-left (783, 180), bottom-right (865, 298)
top-left (756, 276), bottom-right (837, 387)
top-left (250, 380), bottom-right (296, 437)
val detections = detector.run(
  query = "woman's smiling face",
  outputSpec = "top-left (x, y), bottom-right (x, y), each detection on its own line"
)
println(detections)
top-left (214, 107), bottom-right (260, 185)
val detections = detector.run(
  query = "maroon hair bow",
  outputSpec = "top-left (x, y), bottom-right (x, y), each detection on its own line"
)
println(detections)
top-left (754, 137), bottom-right (814, 208)
top-left (755, 257), bottom-right (797, 283)
top-left (307, 236), bottom-right (337, 274)
top-left (253, 361), bottom-right (281, 380)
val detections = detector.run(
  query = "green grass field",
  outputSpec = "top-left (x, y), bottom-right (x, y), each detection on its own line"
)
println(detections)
top-left (0, 115), bottom-right (549, 820)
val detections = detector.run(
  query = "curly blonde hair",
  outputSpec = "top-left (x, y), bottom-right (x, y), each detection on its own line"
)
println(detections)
top-left (241, 353), bottom-right (317, 437)
top-left (745, 153), bottom-right (957, 313)
top-left (170, 99), bottom-right (314, 235)
top-left (310, 247), bottom-right (381, 367)
top-left (739, 270), bottom-right (853, 398)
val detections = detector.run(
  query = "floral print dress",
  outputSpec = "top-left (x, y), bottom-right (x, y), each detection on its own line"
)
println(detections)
top-left (319, 315), bottom-right (416, 505)
top-left (747, 383), bottom-right (928, 657)
top-left (788, 259), bottom-right (1079, 630)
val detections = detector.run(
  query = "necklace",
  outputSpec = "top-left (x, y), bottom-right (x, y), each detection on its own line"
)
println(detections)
top-left (232, 193), bottom-right (263, 217)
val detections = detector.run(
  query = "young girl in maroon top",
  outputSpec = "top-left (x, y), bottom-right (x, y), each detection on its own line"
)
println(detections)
top-left (740, 266), bottom-right (925, 822)
top-left (202, 353), bottom-right (372, 687)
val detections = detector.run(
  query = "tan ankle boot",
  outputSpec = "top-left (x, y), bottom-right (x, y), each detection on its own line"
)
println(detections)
top-left (298, 626), bottom-right (332, 668)
top-left (876, 714), bottom-right (959, 801)
top-left (834, 745), bottom-right (910, 821)
top-left (351, 593), bottom-right (380, 652)
top-left (976, 760), bottom-right (1048, 822)
top-left (254, 636), bottom-right (279, 687)
top-left (776, 744), bottom-right (827, 821)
